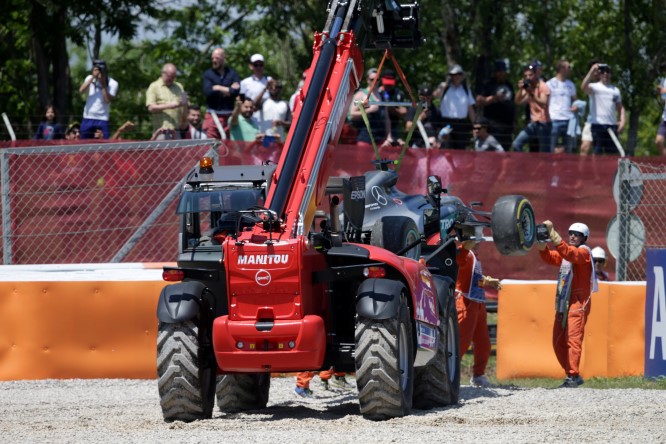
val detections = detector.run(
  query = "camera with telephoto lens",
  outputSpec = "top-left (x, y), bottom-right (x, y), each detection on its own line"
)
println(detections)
top-left (536, 223), bottom-right (549, 242)
top-left (93, 59), bottom-right (108, 79)
top-left (597, 63), bottom-right (610, 73)
top-left (521, 76), bottom-right (533, 89)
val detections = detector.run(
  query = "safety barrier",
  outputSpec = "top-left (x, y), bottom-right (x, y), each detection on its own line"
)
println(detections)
top-left (0, 268), bottom-right (646, 381)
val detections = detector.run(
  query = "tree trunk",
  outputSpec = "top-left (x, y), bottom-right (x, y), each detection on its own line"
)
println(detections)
top-left (440, 0), bottom-right (461, 69)
top-left (623, 0), bottom-right (636, 155)
top-left (30, 2), bottom-right (50, 113)
top-left (53, 6), bottom-right (71, 123)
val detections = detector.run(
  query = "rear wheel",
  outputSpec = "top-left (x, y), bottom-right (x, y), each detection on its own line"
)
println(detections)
top-left (491, 195), bottom-right (536, 256)
top-left (355, 295), bottom-right (414, 420)
top-left (413, 296), bottom-right (460, 408)
top-left (157, 320), bottom-right (216, 422)
top-left (215, 373), bottom-right (271, 412)
top-left (371, 216), bottom-right (421, 260)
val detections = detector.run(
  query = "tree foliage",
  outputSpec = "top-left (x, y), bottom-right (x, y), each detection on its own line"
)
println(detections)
top-left (2, 0), bottom-right (666, 153)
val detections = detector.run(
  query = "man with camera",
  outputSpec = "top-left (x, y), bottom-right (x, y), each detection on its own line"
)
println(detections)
top-left (581, 62), bottom-right (625, 155)
top-left (536, 220), bottom-right (598, 388)
top-left (511, 64), bottom-right (551, 152)
top-left (78, 60), bottom-right (118, 139)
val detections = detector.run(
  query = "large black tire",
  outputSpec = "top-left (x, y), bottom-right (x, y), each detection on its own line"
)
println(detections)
top-left (215, 373), bottom-right (271, 412)
top-left (157, 320), bottom-right (216, 422)
top-left (413, 297), bottom-right (461, 409)
top-left (491, 195), bottom-right (536, 256)
top-left (355, 295), bottom-right (414, 420)
top-left (371, 216), bottom-right (421, 260)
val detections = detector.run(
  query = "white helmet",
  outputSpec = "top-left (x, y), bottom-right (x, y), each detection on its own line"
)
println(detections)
top-left (591, 247), bottom-right (606, 261)
top-left (568, 222), bottom-right (589, 239)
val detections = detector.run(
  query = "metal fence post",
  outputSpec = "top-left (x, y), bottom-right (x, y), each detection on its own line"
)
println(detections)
top-left (616, 158), bottom-right (629, 281)
top-left (1, 148), bottom-right (12, 264)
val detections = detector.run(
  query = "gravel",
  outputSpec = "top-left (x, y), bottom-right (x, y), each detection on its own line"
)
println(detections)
top-left (1, 376), bottom-right (664, 443)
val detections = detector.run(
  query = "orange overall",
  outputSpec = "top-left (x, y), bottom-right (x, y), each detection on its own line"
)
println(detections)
top-left (296, 368), bottom-right (346, 389)
top-left (539, 241), bottom-right (594, 377)
top-left (455, 247), bottom-right (492, 378)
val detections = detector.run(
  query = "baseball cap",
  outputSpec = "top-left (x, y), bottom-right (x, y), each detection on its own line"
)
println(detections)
top-left (250, 54), bottom-right (264, 64)
top-left (494, 60), bottom-right (507, 72)
top-left (381, 69), bottom-right (396, 86)
top-left (449, 64), bottom-right (464, 75)
top-left (418, 85), bottom-right (432, 96)
top-left (532, 59), bottom-right (542, 68)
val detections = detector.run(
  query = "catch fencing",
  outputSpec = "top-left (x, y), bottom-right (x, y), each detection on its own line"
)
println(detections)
top-left (615, 158), bottom-right (666, 281)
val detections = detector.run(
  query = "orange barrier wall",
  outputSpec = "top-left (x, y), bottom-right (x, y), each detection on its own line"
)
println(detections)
top-left (0, 281), bottom-right (165, 380)
top-left (0, 279), bottom-right (646, 381)
top-left (496, 281), bottom-right (646, 380)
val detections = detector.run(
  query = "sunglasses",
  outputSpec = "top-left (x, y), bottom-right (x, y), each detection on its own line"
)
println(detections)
top-left (593, 259), bottom-right (605, 264)
top-left (568, 231), bottom-right (584, 237)
top-left (253, 62), bottom-right (264, 67)
top-left (473, 126), bottom-right (484, 130)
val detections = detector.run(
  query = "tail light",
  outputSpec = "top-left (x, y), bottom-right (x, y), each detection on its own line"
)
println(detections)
top-left (363, 266), bottom-right (386, 278)
top-left (163, 269), bottom-right (185, 282)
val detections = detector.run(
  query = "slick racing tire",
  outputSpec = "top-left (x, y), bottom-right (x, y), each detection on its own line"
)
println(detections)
top-left (491, 195), bottom-right (536, 256)
top-left (371, 216), bottom-right (421, 260)
top-left (216, 373), bottom-right (271, 412)
top-left (355, 295), bottom-right (414, 420)
top-left (157, 320), bottom-right (216, 422)
top-left (413, 296), bottom-right (460, 409)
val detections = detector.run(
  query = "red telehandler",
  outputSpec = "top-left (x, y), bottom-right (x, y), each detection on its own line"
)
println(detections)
top-left (157, 0), bottom-right (536, 422)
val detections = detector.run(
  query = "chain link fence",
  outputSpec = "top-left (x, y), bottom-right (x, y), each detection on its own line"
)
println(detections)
top-left (615, 158), bottom-right (666, 281)
top-left (0, 140), bottom-right (223, 264)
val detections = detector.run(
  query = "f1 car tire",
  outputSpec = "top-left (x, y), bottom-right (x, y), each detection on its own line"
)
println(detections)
top-left (157, 320), bottom-right (216, 422)
top-left (355, 294), bottom-right (414, 420)
top-left (215, 373), bottom-right (271, 412)
top-left (491, 195), bottom-right (536, 256)
top-left (371, 216), bottom-right (421, 260)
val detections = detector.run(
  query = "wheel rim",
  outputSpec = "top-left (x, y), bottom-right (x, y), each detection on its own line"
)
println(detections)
top-left (520, 208), bottom-right (535, 245)
top-left (405, 230), bottom-right (420, 260)
top-left (446, 316), bottom-right (457, 382)
top-left (399, 321), bottom-right (410, 390)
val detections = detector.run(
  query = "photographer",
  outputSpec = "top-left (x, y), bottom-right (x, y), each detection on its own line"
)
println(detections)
top-left (78, 59), bottom-right (118, 139)
top-left (536, 220), bottom-right (598, 388)
top-left (511, 64), bottom-right (551, 152)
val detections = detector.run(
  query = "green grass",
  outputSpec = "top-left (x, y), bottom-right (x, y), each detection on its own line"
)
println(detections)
top-left (462, 353), bottom-right (666, 389)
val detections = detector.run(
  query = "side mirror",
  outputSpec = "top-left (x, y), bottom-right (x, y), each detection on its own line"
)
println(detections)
top-left (427, 175), bottom-right (442, 195)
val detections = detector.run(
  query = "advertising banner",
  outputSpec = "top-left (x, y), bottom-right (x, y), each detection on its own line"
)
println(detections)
top-left (645, 249), bottom-right (666, 377)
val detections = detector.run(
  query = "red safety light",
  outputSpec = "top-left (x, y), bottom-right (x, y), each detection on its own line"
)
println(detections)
top-left (363, 266), bottom-right (386, 278)
top-left (199, 157), bottom-right (214, 174)
top-left (162, 269), bottom-right (185, 282)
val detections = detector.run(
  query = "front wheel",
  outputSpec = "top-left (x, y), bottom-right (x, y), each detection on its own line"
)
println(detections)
top-left (355, 296), bottom-right (414, 420)
top-left (491, 195), bottom-right (536, 256)
top-left (157, 320), bottom-right (216, 422)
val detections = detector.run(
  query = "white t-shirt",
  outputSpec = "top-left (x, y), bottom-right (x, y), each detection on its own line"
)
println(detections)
top-left (258, 98), bottom-right (290, 140)
top-left (588, 82), bottom-right (622, 125)
top-left (240, 75), bottom-right (272, 120)
top-left (546, 77), bottom-right (576, 121)
top-left (82, 75), bottom-right (119, 121)
top-left (439, 84), bottom-right (474, 119)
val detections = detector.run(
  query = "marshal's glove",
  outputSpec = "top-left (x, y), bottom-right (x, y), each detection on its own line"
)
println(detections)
top-left (481, 276), bottom-right (502, 290)
top-left (543, 220), bottom-right (562, 244)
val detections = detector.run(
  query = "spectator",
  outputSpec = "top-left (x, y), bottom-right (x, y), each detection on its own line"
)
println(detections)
top-left (547, 60), bottom-right (578, 153)
top-left (581, 62), bottom-right (626, 155)
top-left (146, 63), bottom-right (188, 136)
top-left (179, 105), bottom-right (207, 139)
top-left (229, 95), bottom-right (262, 142)
top-left (289, 70), bottom-right (308, 113)
top-left (111, 121), bottom-right (135, 140)
top-left (255, 79), bottom-right (291, 142)
top-left (203, 47), bottom-right (241, 139)
top-left (65, 122), bottom-right (80, 140)
top-left (438, 64), bottom-right (476, 150)
top-left (476, 60), bottom-right (515, 150)
top-left (78, 60), bottom-right (118, 139)
top-left (379, 69), bottom-right (408, 141)
top-left (537, 220), bottom-right (598, 388)
top-left (349, 68), bottom-right (392, 148)
top-left (579, 59), bottom-right (600, 155)
top-left (591, 246), bottom-right (610, 281)
top-left (472, 117), bottom-right (504, 152)
top-left (240, 54), bottom-right (272, 116)
top-left (512, 64), bottom-right (551, 152)
top-left (33, 105), bottom-right (64, 140)
top-left (455, 240), bottom-right (502, 388)
top-left (654, 61), bottom-right (666, 156)
top-left (405, 85), bottom-right (443, 148)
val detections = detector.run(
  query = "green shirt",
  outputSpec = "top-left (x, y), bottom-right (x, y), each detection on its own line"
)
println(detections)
top-left (230, 116), bottom-right (260, 141)
top-left (145, 78), bottom-right (185, 130)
